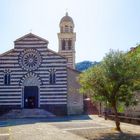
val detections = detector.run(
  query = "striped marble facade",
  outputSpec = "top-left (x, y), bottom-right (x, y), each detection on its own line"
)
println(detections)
top-left (0, 33), bottom-right (68, 115)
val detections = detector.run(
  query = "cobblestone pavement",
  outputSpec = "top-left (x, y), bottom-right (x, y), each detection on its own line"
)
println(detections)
top-left (0, 115), bottom-right (140, 140)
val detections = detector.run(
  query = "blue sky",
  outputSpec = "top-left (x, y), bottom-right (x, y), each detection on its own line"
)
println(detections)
top-left (0, 0), bottom-right (140, 62)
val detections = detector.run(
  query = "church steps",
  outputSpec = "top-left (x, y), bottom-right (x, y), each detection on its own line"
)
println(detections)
top-left (0, 109), bottom-right (56, 119)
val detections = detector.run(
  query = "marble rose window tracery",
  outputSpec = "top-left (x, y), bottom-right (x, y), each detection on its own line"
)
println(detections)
top-left (19, 49), bottom-right (41, 71)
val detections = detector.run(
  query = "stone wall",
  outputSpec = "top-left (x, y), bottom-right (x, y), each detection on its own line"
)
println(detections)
top-left (124, 92), bottom-right (140, 117)
top-left (67, 68), bottom-right (83, 115)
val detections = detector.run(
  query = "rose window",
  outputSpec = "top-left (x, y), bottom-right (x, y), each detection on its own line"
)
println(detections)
top-left (19, 49), bottom-right (41, 71)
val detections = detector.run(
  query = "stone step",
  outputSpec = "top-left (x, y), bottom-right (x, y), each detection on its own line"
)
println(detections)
top-left (0, 109), bottom-right (56, 119)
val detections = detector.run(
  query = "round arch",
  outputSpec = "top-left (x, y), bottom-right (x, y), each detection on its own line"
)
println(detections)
top-left (19, 72), bottom-right (42, 86)
top-left (19, 72), bottom-right (42, 108)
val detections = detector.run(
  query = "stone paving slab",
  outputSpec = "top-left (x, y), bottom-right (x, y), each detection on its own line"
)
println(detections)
top-left (0, 127), bottom-right (9, 140)
top-left (0, 115), bottom-right (140, 140)
top-left (50, 122), bottom-right (104, 129)
top-left (69, 128), bottom-right (140, 140)
top-left (49, 115), bottom-right (140, 140)
top-left (9, 123), bottom-right (86, 140)
top-left (67, 115), bottom-right (140, 140)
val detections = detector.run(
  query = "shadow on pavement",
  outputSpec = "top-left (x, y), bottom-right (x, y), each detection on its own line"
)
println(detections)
top-left (92, 132), bottom-right (140, 140)
top-left (0, 115), bottom-right (92, 127)
top-left (71, 130), bottom-right (140, 140)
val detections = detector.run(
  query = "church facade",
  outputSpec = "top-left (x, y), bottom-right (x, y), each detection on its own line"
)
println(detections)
top-left (0, 13), bottom-right (83, 115)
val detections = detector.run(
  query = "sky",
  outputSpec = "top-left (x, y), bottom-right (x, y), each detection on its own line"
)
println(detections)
top-left (1, 0), bottom-right (140, 62)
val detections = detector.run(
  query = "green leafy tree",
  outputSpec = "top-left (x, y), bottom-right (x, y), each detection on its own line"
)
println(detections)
top-left (79, 50), bottom-right (140, 131)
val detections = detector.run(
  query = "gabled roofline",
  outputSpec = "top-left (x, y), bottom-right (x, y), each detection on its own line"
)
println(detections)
top-left (0, 48), bottom-right (15, 57)
top-left (47, 48), bottom-right (68, 60)
top-left (14, 33), bottom-right (49, 44)
top-left (67, 67), bottom-right (81, 73)
top-left (0, 47), bottom-right (67, 60)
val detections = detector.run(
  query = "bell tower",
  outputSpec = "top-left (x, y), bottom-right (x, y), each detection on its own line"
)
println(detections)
top-left (58, 12), bottom-right (76, 69)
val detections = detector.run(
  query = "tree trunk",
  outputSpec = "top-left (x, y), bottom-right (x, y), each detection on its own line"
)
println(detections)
top-left (113, 104), bottom-right (121, 131)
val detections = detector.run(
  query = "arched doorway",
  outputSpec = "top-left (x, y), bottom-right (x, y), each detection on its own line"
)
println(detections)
top-left (20, 72), bottom-right (42, 108)
top-left (24, 86), bottom-right (38, 108)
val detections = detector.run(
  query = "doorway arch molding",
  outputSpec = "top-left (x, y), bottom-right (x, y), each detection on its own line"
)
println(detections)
top-left (19, 72), bottom-right (42, 86)
top-left (19, 72), bottom-right (41, 108)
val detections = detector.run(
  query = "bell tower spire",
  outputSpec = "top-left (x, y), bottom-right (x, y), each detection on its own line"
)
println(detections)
top-left (58, 13), bottom-right (76, 69)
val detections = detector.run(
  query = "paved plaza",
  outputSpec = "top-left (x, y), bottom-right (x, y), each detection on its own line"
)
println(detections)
top-left (0, 115), bottom-right (140, 140)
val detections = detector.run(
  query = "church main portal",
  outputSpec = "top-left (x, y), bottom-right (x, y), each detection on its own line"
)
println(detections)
top-left (24, 86), bottom-right (38, 108)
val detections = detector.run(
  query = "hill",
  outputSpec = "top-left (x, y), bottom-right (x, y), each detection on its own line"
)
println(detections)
top-left (76, 61), bottom-right (99, 72)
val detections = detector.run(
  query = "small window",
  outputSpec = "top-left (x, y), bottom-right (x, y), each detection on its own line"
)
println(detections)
top-left (4, 73), bottom-right (10, 85)
top-left (65, 25), bottom-right (69, 32)
top-left (62, 40), bottom-right (65, 50)
top-left (68, 40), bottom-right (72, 47)
top-left (49, 69), bottom-right (56, 84)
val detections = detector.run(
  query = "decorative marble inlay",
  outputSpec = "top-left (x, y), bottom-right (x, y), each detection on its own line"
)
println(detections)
top-left (19, 72), bottom-right (42, 86)
top-left (19, 49), bottom-right (41, 71)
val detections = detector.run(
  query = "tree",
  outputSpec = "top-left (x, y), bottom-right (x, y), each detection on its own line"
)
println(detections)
top-left (79, 50), bottom-right (140, 131)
